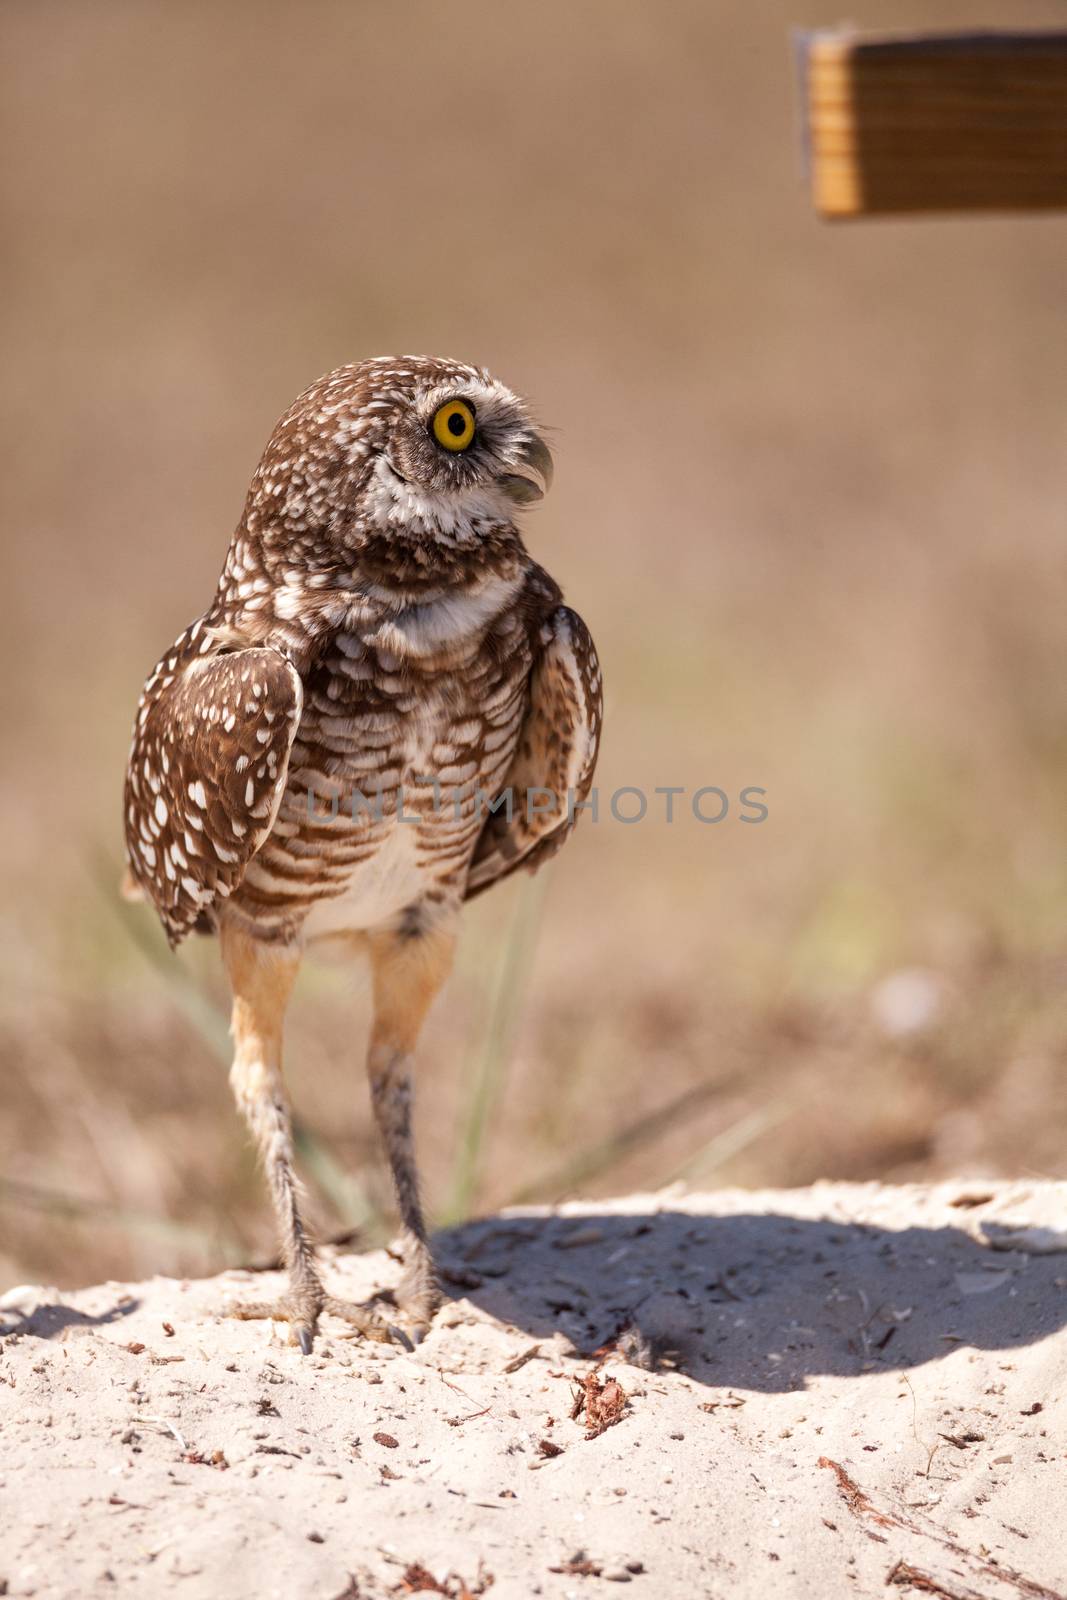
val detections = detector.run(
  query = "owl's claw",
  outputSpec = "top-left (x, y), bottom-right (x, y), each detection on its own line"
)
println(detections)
top-left (225, 1288), bottom-right (396, 1351)
top-left (390, 1252), bottom-right (443, 1347)
top-left (321, 1294), bottom-right (395, 1345)
top-left (226, 1294), bottom-right (322, 1351)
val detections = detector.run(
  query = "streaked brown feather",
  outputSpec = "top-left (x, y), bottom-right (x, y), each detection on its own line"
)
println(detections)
top-left (465, 605), bottom-right (602, 899)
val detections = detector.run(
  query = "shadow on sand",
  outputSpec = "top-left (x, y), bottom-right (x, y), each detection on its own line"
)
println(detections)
top-left (0, 1295), bottom-right (142, 1340)
top-left (431, 1205), bottom-right (1067, 1392)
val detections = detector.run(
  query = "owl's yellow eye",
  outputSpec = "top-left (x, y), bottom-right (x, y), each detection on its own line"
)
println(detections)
top-left (431, 399), bottom-right (476, 452)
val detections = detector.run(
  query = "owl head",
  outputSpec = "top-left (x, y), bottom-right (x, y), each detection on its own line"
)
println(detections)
top-left (245, 356), bottom-right (553, 561)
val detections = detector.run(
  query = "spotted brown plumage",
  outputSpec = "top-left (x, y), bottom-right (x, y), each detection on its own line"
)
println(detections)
top-left (124, 628), bottom-right (302, 945)
top-left (122, 356), bottom-right (602, 1352)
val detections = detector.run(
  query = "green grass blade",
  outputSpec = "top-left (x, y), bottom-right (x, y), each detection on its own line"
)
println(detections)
top-left (443, 872), bottom-right (548, 1223)
top-left (503, 1068), bottom-right (749, 1207)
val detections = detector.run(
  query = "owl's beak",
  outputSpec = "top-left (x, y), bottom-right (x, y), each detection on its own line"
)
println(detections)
top-left (500, 434), bottom-right (553, 505)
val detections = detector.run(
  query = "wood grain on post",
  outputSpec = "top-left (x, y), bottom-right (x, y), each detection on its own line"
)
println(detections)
top-left (799, 30), bottom-right (1067, 218)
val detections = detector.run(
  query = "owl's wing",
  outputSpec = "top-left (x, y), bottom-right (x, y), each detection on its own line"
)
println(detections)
top-left (124, 630), bottom-right (303, 946)
top-left (465, 605), bottom-right (602, 900)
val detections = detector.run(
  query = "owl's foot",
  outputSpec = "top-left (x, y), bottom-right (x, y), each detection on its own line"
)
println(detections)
top-left (322, 1294), bottom-right (411, 1351)
top-left (227, 1286), bottom-right (397, 1354)
top-left (392, 1249), bottom-right (443, 1346)
top-left (228, 1290), bottom-right (323, 1354)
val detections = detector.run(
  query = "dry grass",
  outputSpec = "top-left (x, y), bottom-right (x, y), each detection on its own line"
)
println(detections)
top-left (3, 0), bottom-right (1067, 1287)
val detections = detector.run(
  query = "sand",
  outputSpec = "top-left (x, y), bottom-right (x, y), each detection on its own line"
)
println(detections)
top-left (2, 1182), bottom-right (1067, 1599)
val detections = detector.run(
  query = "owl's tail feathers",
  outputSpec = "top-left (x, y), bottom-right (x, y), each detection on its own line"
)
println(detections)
top-left (120, 865), bottom-right (146, 903)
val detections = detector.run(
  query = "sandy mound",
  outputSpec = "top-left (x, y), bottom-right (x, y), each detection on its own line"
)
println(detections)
top-left (2, 1183), bottom-right (1066, 1599)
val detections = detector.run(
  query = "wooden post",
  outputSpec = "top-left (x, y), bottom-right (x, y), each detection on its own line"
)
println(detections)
top-left (798, 30), bottom-right (1067, 218)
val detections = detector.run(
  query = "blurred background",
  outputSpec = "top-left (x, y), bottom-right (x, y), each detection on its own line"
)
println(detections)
top-left (3, 1), bottom-right (1067, 1288)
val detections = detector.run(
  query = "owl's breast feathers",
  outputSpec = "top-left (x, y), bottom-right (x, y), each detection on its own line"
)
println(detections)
top-left (124, 562), bottom-right (602, 946)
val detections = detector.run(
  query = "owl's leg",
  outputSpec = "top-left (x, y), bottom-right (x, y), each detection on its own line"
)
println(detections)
top-left (220, 921), bottom-right (390, 1352)
top-left (366, 921), bottom-right (455, 1341)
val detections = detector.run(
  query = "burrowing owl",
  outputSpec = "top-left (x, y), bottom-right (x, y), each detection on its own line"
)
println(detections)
top-left (123, 357), bottom-right (602, 1350)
